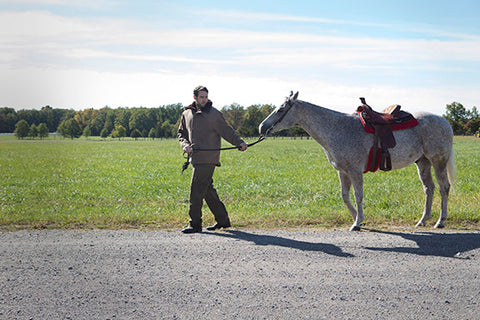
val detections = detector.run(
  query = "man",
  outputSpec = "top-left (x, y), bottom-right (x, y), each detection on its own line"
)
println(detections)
top-left (178, 86), bottom-right (248, 233)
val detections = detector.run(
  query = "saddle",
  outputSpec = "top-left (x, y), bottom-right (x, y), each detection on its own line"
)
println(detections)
top-left (357, 97), bottom-right (419, 172)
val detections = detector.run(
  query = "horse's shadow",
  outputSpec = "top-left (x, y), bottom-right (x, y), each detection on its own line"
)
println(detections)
top-left (207, 230), bottom-right (354, 258)
top-left (364, 230), bottom-right (480, 259)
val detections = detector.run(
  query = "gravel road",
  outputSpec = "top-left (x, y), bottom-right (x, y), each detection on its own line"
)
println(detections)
top-left (1, 229), bottom-right (479, 320)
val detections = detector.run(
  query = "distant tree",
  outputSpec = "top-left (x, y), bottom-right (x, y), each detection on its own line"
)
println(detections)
top-left (38, 123), bottom-right (49, 139)
top-left (464, 118), bottom-right (480, 135)
top-left (160, 121), bottom-right (175, 138)
top-left (158, 120), bottom-right (174, 138)
top-left (148, 128), bottom-right (156, 139)
top-left (103, 118), bottom-right (114, 137)
top-left (57, 121), bottom-right (65, 137)
top-left (470, 106), bottom-right (479, 119)
top-left (111, 125), bottom-right (126, 140)
top-left (59, 109), bottom-right (76, 123)
top-left (239, 105), bottom-right (265, 137)
top-left (153, 126), bottom-right (162, 138)
top-left (17, 109), bottom-right (39, 128)
top-left (100, 128), bottom-right (109, 139)
top-left (161, 103), bottom-right (184, 125)
top-left (222, 103), bottom-right (245, 130)
top-left (29, 124), bottom-right (38, 139)
top-left (115, 108), bottom-right (132, 137)
top-left (83, 125), bottom-right (92, 139)
top-left (0, 108), bottom-right (18, 133)
top-left (129, 109), bottom-right (152, 134)
top-left (130, 128), bottom-right (142, 140)
top-left (91, 108), bottom-right (108, 136)
top-left (58, 119), bottom-right (82, 139)
top-left (443, 102), bottom-right (468, 135)
top-left (14, 119), bottom-right (30, 139)
top-left (464, 106), bottom-right (480, 135)
top-left (42, 106), bottom-right (66, 132)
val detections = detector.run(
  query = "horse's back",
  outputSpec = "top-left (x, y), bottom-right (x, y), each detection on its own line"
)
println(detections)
top-left (413, 112), bottom-right (453, 139)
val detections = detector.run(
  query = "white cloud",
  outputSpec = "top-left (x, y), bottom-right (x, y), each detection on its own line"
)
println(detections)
top-left (198, 9), bottom-right (389, 28)
top-left (2, 10), bottom-right (479, 69)
top-left (1, 65), bottom-right (472, 115)
top-left (0, 10), bottom-right (478, 113)
top-left (197, 8), bottom-right (480, 42)
top-left (0, 10), bottom-right (131, 39)
top-left (0, 0), bottom-right (119, 9)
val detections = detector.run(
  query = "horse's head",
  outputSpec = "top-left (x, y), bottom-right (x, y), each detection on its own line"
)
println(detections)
top-left (259, 91), bottom-right (299, 136)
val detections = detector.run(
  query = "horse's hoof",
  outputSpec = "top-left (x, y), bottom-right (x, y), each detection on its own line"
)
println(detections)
top-left (434, 223), bottom-right (445, 229)
top-left (349, 225), bottom-right (361, 232)
top-left (415, 221), bottom-right (426, 228)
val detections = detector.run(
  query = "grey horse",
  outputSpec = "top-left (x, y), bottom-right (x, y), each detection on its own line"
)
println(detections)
top-left (259, 92), bottom-right (456, 231)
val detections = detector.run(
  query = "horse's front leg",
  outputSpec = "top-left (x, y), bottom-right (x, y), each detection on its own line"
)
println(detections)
top-left (350, 173), bottom-right (364, 231)
top-left (338, 172), bottom-right (363, 231)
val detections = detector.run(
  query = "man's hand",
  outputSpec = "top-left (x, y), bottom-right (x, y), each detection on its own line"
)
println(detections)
top-left (183, 145), bottom-right (192, 154)
top-left (238, 142), bottom-right (248, 151)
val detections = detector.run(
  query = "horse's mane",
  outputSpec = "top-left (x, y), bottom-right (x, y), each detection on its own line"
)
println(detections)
top-left (297, 99), bottom-right (351, 117)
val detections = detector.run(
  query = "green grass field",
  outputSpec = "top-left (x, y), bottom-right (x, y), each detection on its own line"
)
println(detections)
top-left (1, 135), bottom-right (479, 230)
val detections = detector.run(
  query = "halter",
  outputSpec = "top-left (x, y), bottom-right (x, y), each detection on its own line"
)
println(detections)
top-left (265, 92), bottom-right (296, 135)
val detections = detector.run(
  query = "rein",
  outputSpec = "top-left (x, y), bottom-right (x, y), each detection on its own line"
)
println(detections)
top-left (181, 135), bottom-right (266, 174)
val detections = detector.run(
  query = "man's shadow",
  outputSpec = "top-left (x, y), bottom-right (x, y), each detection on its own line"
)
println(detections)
top-left (207, 230), bottom-right (354, 258)
top-left (364, 230), bottom-right (480, 259)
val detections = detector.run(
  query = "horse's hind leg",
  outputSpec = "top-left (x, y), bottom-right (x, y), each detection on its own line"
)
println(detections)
top-left (415, 157), bottom-right (435, 227)
top-left (433, 162), bottom-right (450, 228)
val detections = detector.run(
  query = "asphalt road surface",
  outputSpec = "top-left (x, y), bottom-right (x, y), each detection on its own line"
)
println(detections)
top-left (1, 229), bottom-right (479, 319)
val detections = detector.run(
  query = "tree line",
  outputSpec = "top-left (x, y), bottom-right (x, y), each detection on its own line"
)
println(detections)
top-left (1, 103), bottom-right (293, 140)
top-left (443, 102), bottom-right (480, 135)
top-left (2, 101), bottom-right (478, 139)
top-left (2, 104), bottom-right (187, 139)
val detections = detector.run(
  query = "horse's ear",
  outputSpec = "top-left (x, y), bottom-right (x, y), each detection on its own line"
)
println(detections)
top-left (292, 91), bottom-right (299, 101)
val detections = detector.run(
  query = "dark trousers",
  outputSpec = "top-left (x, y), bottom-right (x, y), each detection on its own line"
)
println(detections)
top-left (188, 164), bottom-right (230, 228)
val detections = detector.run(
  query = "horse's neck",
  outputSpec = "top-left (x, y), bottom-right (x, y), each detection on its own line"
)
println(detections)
top-left (296, 101), bottom-right (349, 148)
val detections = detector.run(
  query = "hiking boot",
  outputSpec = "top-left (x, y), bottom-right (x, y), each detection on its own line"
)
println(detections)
top-left (206, 223), bottom-right (231, 231)
top-left (181, 226), bottom-right (202, 234)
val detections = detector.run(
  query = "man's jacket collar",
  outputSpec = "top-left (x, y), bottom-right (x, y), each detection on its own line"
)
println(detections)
top-left (186, 100), bottom-right (213, 113)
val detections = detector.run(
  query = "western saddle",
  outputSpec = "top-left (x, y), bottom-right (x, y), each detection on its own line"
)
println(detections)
top-left (357, 97), bottom-right (418, 172)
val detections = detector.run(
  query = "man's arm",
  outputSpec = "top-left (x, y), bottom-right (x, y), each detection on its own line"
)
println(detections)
top-left (177, 115), bottom-right (192, 153)
top-left (215, 112), bottom-right (247, 151)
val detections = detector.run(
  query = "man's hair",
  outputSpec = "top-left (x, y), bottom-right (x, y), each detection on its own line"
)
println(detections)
top-left (193, 85), bottom-right (208, 97)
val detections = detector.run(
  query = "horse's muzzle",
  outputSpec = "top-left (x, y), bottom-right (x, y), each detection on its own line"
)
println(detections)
top-left (258, 121), bottom-right (271, 136)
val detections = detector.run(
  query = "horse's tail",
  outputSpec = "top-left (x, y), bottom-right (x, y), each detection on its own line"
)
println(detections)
top-left (447, 146), bottom-right (456, 190)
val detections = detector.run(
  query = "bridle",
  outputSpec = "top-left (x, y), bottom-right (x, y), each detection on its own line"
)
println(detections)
top-left (264, 93), bottom-right (296, 136)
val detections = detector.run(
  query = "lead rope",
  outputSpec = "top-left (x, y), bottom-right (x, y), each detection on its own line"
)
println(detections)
top-left (181, 135), bottom-right (266, 174)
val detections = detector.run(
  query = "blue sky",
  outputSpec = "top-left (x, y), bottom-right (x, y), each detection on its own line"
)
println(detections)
top-left (0, 0), bottom-right (479, 114)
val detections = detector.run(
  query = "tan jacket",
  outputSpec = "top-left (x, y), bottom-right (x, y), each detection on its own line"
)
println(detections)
top-left (178, 101), bottom-right (245, 166)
